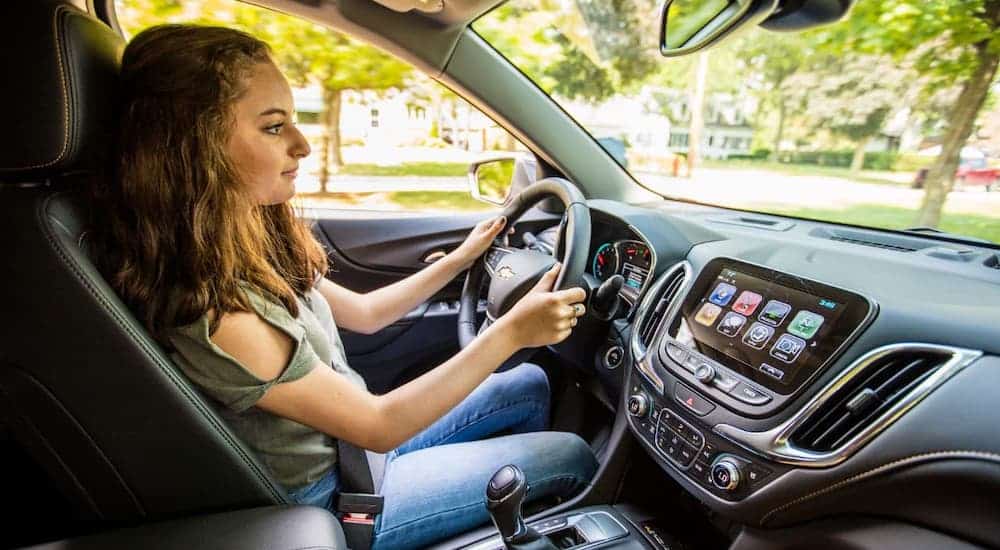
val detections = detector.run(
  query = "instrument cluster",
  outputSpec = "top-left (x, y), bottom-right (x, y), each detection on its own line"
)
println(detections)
top-left (591, 239), bottom-right (653, 305)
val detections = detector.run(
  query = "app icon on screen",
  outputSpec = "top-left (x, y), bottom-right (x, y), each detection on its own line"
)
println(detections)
top-left (732, 291), bottom-right (763, 316)
top-left (717, 312), bottom-right (747, 337)
top-left (708, 282), bottom-right (737, 307)
top-left (758, 300), bottom-right (791, 327)
top-left (788, 310), bottom-right (825, 339)
top-left (770, 333), bottom-right (806, 363)
top-left (742, 322), bottom-right (774, 349)
top-left (694, 303), bottom-right (723, 327)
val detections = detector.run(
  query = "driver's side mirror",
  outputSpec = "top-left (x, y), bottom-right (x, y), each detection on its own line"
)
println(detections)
top-left (469, 155), bottom-right (539, 206)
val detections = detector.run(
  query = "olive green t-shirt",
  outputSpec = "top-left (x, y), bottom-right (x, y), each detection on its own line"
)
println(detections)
top-left (166, 283), bottom-right (367, 490)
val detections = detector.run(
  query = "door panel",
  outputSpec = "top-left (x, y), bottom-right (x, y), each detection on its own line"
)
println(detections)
top-left (308, 207), bottom-right (560, 393)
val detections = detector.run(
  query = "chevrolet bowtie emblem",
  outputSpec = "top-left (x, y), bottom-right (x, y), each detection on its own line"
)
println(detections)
top-left (497, 266), bottom-right (516, 279)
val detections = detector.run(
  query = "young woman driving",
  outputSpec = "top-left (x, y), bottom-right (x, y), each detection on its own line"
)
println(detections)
top-left (91, 24), bottom-right (597, 549)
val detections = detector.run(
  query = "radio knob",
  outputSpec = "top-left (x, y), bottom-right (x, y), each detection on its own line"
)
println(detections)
top-left (694, 363), bottom-right (715, 383)
top-left (627, 394), bottom-right (649, 418)
top-left (710, 457), bottom-right (743, 492)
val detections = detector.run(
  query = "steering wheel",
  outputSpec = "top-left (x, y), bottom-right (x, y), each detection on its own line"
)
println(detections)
top-left (458, 177), bottom-right (592, 348)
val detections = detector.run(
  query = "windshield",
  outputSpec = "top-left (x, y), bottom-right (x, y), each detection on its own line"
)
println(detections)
top-left (473, 0), bottom-right (1000, 246)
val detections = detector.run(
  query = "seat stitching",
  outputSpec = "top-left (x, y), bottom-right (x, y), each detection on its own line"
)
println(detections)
top-left (0, 381), bottom-right (107, 517)
top-left (16, 6), bottom-right (71, 170)
top-left (761, 450), bottom-right (1000, 525)
top-left (37, 191), bottom-right (286, 503)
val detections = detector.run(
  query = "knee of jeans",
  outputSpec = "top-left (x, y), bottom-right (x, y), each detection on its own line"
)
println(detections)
top-left (551, 432), bottom-right (599, 482)
top-left (513, 363), bottom-right (550, 408)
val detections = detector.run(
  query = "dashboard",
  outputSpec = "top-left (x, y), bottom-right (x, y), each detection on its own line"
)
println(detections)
top-left (577, 199), bottom-right (1000, 548)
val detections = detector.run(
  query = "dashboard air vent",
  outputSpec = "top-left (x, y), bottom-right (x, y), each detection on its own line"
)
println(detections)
top-left (809, 227), bottom-right (930, 253)
top-left (790, 350), bottom-right (952, 452)
top-left (986, 255), bottom-right (1000, 270)
top-left (636, 263), bottom-right (688, 351)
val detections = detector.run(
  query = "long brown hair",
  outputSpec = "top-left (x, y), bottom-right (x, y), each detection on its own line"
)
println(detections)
top-left (91, 24), bottom-right (328, 341)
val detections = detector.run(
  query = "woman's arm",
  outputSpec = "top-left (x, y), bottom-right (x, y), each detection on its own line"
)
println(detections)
top-left (317, 216), bottom-right (506, 335)
top-left (211, 264), bottom-right (586, 453)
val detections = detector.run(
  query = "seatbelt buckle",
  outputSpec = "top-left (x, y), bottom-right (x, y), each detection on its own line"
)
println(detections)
top-left (337, 492), bottom-right (384, 520)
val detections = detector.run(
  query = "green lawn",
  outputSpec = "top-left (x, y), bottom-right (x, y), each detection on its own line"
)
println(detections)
top-left (337, 162), bottom-right (467, 177)
top-left (701, 159), bottom-right (908, 187)
top-left (386, 191), bottom-right (494, 211)
top-left (764, 204), bottom-right (1000, 244)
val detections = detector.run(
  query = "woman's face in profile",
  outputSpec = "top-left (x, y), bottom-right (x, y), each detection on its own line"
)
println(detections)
top-left (226, 60), bottom-right (311, 205)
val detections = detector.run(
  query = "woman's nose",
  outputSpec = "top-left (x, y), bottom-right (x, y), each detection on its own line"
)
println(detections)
top-left (289, 125), bottom-right (311, 158)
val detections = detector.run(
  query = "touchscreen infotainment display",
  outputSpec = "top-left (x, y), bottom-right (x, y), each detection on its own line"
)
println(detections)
top-left (667, 258), bottom-right (874, 394)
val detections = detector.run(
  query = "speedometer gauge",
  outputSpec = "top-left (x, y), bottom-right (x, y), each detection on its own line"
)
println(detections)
top-left (592, 242), bottom-right (620, 280)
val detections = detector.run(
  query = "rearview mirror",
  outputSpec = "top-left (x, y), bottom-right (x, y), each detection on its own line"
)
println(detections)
top-left (659, 0), bottom-right (777, 57)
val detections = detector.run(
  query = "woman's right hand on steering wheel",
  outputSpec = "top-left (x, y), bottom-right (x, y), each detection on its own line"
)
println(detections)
top-left (492, 263), bottom-right (587, 350)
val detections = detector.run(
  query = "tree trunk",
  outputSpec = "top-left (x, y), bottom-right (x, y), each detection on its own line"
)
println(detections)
top-left (772, 96), bottom-right (786, 161)
top-left (850, 135), bottom-right (872, 175)
top-left (915, 44), bottom-right (999, 227)
top-left (687, 51), bottom-right (710, 177)
top-left (320, 87), bottom-right (343, 193)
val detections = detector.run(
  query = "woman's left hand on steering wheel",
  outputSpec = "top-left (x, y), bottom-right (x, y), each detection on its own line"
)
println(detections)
top-left (451, 215), bottom-right (507, 270)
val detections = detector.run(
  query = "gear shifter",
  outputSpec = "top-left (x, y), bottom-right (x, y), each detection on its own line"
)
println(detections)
top-left (485, 465), bottom-right (556, 550)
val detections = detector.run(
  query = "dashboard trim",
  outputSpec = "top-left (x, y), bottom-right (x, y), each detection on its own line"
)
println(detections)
top-left (714, 343), bottom-right (984, 468)
top-left (629, 261), bottom-right (693, 394)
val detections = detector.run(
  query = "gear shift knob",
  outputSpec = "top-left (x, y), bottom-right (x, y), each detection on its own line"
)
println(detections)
top-left (486, 465), bottom-right (529, 542)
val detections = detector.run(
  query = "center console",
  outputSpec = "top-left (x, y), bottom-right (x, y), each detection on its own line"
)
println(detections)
top-left (624, 258), bottom-right (876, 501)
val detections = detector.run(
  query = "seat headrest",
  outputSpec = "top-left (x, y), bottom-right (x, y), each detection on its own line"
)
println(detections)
top-left (0, 0), bottom-right (124, 181)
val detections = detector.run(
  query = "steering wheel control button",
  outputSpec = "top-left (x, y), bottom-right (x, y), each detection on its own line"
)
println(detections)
top-left (729, 382), bottom-right (772, 406)
top-left (674, 383), bottom-right (716, 416)
top-left (710, 458), bottom-right (742, 492)
top-left (603, 345), bottom-right (624, 369)
top-left (627, 394), bottom-right (650, 418)
top-left (694, 363), bottom-right (715, 383)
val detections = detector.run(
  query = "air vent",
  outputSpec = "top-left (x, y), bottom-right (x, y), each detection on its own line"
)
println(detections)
top-left (790, 350), bottom-right (952, 452)
top-left (986, 255), bottom-right (1000, 270)
top-left (828, 235), bottom-right (917, 252)
top-left (809, 227), bottom-right (931, 253)
top-left (635, 263), bottom-right (689, 351)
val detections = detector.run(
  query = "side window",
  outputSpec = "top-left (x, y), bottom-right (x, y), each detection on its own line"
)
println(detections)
top-left (115, 0), bottom-right (528, 214)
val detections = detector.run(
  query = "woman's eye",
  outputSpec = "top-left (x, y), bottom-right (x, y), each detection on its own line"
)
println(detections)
top-left (264, 123), bottom-right (284, 135)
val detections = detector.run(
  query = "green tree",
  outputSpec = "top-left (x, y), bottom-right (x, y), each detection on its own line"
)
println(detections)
top-left (785, 53), bottom-right (911, 173)
top-left (232, 8), bottom-right (411, 191)
top-left (833, 0), bottom-right (1000, 227)
top-left (741, 34), bottom-right (814, 158)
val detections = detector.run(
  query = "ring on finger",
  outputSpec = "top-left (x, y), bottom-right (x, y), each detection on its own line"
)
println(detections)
top-left (573, 303), bottom-right (585, 316)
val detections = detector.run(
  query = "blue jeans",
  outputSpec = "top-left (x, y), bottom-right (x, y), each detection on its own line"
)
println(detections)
top-left (288, 363), bottom-right (598, 549)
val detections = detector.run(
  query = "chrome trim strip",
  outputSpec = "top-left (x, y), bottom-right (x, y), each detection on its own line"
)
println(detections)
top-left (714, 343), bottom-right (983, 467)
top-left (629, 261), bottom-right (692, 394)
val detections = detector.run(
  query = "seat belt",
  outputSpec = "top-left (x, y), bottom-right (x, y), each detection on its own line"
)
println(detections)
top-left (336, 440), bottom-right (384, 550)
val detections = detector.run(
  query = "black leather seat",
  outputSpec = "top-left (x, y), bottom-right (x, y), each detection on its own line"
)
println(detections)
top-left (0, 0), bottom-right (288, 528)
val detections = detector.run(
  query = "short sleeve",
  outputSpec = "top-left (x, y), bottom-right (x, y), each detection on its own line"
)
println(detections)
top-left (167, 292), bottom-right (323, 412)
